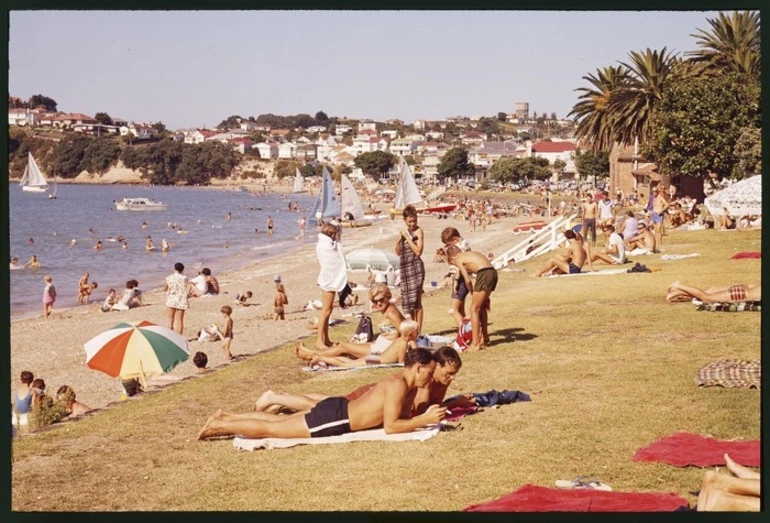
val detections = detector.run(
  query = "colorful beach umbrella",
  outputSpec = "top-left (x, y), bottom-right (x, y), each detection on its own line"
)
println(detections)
top-left (345, 247), bottom-right (400, 271)
top-left (83, 320), bottom-right (190, 380)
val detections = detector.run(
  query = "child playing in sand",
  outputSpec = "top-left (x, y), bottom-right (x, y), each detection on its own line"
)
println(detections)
top-left (273, 283), bottom-right (288, 320)
top-left (234, 290), bottom-right (253, 306)
top-left (42, 275), bottom-right (56, 319)
top-left (77, 272), bottom-right (90, 304)
top-left (220, 305), bottom-right (235, 360)
top-left (101, 288), bottom-right (118, 312)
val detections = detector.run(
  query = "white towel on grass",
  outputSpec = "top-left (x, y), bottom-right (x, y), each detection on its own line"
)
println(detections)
top-left (302, 362), bottom-right (403, 372)
top-left (233, 425), bottom-right (440, 450)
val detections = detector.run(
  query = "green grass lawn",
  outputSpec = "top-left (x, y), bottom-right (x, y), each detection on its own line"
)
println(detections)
top-left (11, 228), bottom-right (761, 511)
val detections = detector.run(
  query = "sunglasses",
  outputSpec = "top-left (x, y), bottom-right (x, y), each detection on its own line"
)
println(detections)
top-left (372, 297), bottom-right (387, 305)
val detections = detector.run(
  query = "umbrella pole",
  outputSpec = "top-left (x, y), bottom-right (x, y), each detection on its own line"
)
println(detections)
top-left (138, 359), bottom-right (148, 391)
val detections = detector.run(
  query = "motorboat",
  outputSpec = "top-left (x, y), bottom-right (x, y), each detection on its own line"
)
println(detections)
top-left (115, 197), bottom-right (168, 211)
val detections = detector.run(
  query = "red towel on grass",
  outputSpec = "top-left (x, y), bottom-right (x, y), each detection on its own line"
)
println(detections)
top-left (464, 484), bottom-right (688, 512)
top-left (632, 432), bottom-right (760, 467)
top-left (732, 251), bottom-right (761, 259)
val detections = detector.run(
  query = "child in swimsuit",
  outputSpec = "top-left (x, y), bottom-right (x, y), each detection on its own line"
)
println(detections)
top-left (273, 283), bottom-right (288, 320)
top-left (43, 275), bottom-right (56, 319)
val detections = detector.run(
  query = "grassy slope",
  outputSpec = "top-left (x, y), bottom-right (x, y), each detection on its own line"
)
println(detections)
top-left (11, 228), bottom-right (761, 511)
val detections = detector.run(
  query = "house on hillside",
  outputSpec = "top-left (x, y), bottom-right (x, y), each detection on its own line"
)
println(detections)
top-left (460, 131), bottom-right (487, 147)
top-left (240, 121), bottom-right (260, 132)
top-left (380, 130), bottom-right (398, 140)
top-left (8, 108), bottom-right (40, 126)
top-left (389, 138), bottom-right (418, 156)
top-left (296, 143), bottom-right (318, 161)
top-left (469, 140), bottom-right (525, 169)
top-left (278, 142), bottom-right (298, 159)
top-left (530, 140), bottom-right (577, 177)
top-left (335, 124), bottom-right (352, 135)
top-left (184, 129), bottom-right (217, 144)
top-left (227, 137), bottom-right (254, 154)
top-left (357, 120), bottom-right (377, 133)
top-left (50, 113), bottom-right (98, 129)
top-left (254, 142), bottom-right (278, 160)
top-left (306, 125), bottom-right (326, 133)
top-left (270, 129), bottom-right (291, 140)
top-left (352, 135), bottom-right (387, 156)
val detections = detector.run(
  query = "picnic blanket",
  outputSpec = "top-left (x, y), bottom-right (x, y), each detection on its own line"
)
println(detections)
top-left (233, 425), bottom-right (440, 450)
top-left (695, 359), bottom-right (761, 389)
top-left (695, 301), bottom-right (761, 312)
top-left (731, 251), bottom-right (761, 259)
top-left (549, 268), bottom-right (628, 277)
top-left (302, 362), bottom-right (403, 372)
top-left (632, 432), bottom-right (760, 467)
top-left (464, 484), bottom-right (688, 512)
top-left (659, 253), bottom-right (700, 261)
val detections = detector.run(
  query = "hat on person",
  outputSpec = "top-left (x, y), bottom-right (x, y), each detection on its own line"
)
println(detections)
top-left (639, 220), bottom-right (649, 228)
top-left (273, 274), bottom-right (281, 282)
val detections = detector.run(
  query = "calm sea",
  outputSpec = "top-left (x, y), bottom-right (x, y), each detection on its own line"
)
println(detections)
top-left (8, 184), bottom-right (316, 319)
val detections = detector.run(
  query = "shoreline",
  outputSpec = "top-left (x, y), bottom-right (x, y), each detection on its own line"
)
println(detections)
top-left (10, 199), bottom-right (536, 416)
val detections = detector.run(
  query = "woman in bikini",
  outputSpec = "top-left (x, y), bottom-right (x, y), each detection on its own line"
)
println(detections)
top-left (666, 281), bottom-right (761, 304)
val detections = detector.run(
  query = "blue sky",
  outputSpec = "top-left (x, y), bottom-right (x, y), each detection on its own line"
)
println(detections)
top-left (10, 10), bottom-right (724, 130)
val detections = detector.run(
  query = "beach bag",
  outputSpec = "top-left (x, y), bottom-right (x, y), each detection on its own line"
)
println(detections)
top-left (351, 314), bottom-right (374, 343)
top-left (454, 318), bottom-right (473, 351)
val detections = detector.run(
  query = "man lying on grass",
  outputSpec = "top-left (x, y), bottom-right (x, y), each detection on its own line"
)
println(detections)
top-left (197, 348), bottom-right (446, 440)
top-left (253, 346), bottom-right (473, 416)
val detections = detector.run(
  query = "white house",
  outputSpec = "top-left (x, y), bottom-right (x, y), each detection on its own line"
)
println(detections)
top-left (240, 121), bottom-right (260, 132)
top-left (357, 120), bottom-right (377, 133)
top-left (425, 131), bottom-right (444, 140)
top-left (530, 140), bottom-right (578, 175)
top-left (254, 142), bottom-right (278, 159)
top-left (380, 129), bottom-right (398, 140)
top-left (227, 137), bottom-right (254, 154)
top-left (184, 129), bottom-right (217, 144)
top-left (335, 124), bottom-right (353, 136)
top-left (278, 142), bottom-right (298, 159)
top-left (296, 143), bottom-right (318, 161)
top-left (389, 138), bottom-right (418, 157)
top-left (306, 125), bottom-right (326, 133)
top-left (8, 108), bottom-right (40, 126)
top-left (352, 136), bottom-right (387, 156)
top-left (460, 131), bottom-right (487, 147)
top-left (469, 140), bottom-right (526, 168)
top-left (404, 133), bottom-right (426, 142)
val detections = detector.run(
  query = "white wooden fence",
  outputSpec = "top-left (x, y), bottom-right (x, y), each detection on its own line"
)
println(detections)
top-left (491, 213), bottom-right (579, 269)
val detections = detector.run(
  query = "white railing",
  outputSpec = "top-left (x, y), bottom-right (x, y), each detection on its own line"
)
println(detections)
top-left (491, 213), bottom-right (579, 269)
top-left (425, 186), bottom-right (446, 201)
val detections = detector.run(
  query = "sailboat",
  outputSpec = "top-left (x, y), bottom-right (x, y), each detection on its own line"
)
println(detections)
top-left (339, 174), bottom-right (372, 227)
top-left (19, 152), bottom-right (49, 193)
top-left (390, 158), bottom-right (422, 217)
top-left (48, 173), bottom-right (58, 199)
top-left (292, 168), bottom-right (306, 193)
top-left (308, 166), bottom-right (341, 225)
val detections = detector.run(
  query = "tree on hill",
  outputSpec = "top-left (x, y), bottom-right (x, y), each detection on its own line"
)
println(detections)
top-left (437, 147), bottom-right (474, 182)
top-left (94, 112), bottom-right (113, 125)
top-left (573, 150), bottom-right (609, 185)
top-left (295, 114), bottom-right (316, 129)
top-left (315, 111), bottom-right (329, 124)
top-left (28, 94), bottom-right (57, 112)
top-left (497, 112), bottom-right (508, 122)
top-left (217, 115), bottom-right (242, 130)
top-left (489, 157), bottom-right (551, 183)
top-left (354, 151), bottom-right (396, 182)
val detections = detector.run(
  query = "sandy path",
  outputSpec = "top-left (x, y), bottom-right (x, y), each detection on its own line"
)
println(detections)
top-left (10, 207), bottom-right (535, 412)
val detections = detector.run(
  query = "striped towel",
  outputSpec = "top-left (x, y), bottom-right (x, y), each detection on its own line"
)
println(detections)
top-left (696, 359), bottom-right (761, 389)
top-left (695, 301), bottom-right (761, 312)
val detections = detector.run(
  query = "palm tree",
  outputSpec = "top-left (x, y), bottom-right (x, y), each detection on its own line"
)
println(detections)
top-left (568, 65), bottom-right (628, 153)
top-left (608, 47), bottom-right (679, 147)
top-left (686, 11), bottom-right (760, 79)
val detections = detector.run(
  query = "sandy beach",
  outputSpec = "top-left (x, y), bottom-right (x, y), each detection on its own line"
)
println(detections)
top-left (10, 204), bottom-right (530, 413)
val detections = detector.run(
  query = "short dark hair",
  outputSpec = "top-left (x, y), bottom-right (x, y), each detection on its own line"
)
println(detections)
top-left (20, 371), bottom-right (34, 384)
top-left (440, 227), bottom-right (461, 244)
top-left (445, 245), bottom-right (461, 261)
top-left (201, 268), bottom-right (211, 276)
top-left (174, 262), bottom-right (185, 272)
top-left (404, 347), bottom-right (434, 368)
top-left (221, 305), bottom-right (232, 315)
top-left (402, 205), bottom-right (418, 219)
top-left (433, 346), bottom-right (462, 369)
top-left (31, 378), bottom-right (45, 390)
top-left (604, 224), bottom-right (615, 232)
top-left (563, 229), bottom-right (576, 240)
top-left (193, 351), bottom-right (208, 369)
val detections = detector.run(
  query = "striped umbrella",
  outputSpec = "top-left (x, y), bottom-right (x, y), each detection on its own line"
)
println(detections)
top-left (83, 320), bottom-right (190, 381)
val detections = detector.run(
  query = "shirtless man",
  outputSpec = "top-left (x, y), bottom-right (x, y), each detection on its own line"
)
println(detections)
top-left (445, 246), bottom-right (498, 351)
top-left (198, 348), bottom-right (444, 439)
top-left (267, 215), bottom-right (274, 236)
top-left (532, 229), bottom-right (586, 277)
top-left (145, 236), bottom-right (155, 252)
top-left (666, 282), bottom-right (761, 304)
top-left (650, 185), bottom-right (669, 248)
top-left (580, 196), bottom-right (599, 246)
top-left (256, 346), bottom-right (466, 416)
top-left (626, 220), bottom-right (657, 252)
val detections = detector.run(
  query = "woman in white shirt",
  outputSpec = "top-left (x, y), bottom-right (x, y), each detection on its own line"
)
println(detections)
top-left (315, 222), bottom-right (347, 350)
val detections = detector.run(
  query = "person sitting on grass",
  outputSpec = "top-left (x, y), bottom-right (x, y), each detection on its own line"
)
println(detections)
top-left (55, 385), bottom-right (91, 417)
top-left (666, 282), bottom-right (761, 304)
top-left (295, 284), bottom-right (405, 362)
top-left (198, 348), bottom-right (445, 440)
top-left (588, 224), bottom-right (626, 266)
top-left (696, 453), bottom-right (759, 511)
top-left (625, 220), bottom-right (657, 253)
top-left (531, 229), bottom-right (586, 277)
top-left (307, 319), bottom-right (418, 369)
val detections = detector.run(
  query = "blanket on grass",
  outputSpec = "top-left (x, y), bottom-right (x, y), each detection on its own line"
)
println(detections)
top-left (731, 251), bottom-right (761, 259)
top-left (549, 268), bottom-right (628, 278)
top-left (695, 301), bottom-right (761, 312)
top-left (463, 484), bottom-right (688, 512)
top-left (632, 432), bottom-right (760, 467)
top-left (696, 359), bottom-right (760, 389)
top-left (302, 362), bottom-right (403, 372)
top-left (233, 425), bottom-right (440, 450)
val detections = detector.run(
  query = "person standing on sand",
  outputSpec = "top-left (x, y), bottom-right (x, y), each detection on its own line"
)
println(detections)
top-left (297, 216), bottom-right (306, 239)
top-left (267, 215), bottom-right (274, 236)
top-left (42, 275), bottom-right (56, 319)
top-left (164, 262), bottom-right (189, 335)
top-left (315, 222), bottom-right (347, 350)
top-left (396, 205), bottom-right (425, 333)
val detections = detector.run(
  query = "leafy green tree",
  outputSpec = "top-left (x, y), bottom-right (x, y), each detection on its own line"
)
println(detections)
top-left (94, 112), bottom-right (113, 125)
top-left (550, 112), bottom-right (557, 120)
top-left (552, 158), bottom-right (567, 176)
top-left (315, 111), bottom-right (329, 124)
top-left (479, 118), bottom-right (499, 135)
top-left (437, 147), bottom-right (474, 182)
top-left (83, 137), bottom-right (121, 174)
top-left (489, 157), bottom-right (551, 183)
top-left (300, 163), bottom-right (325, 178)
top-left (28, 94), bottom-right (57, 112)
top-left (686, 11), bottom-right (760, 79)
top-left (152, 122), bottom-right (167, 136)
top-left (732, 127), bottom-right (761, 179)
top-left (644, 72), bottom-right (760, 181)
top-left (496, 112), bottom-right (507, 122)
top-left (295, 114), bottom-right (316, 129)
top-left (217, 115), bottom-right (242, 130)
top-left (47, 134), bottom-right (91, 178)
top-left (274, 161), bottom-right (298, 179)
top-left (573, 150), bottom-right (609, 184)
top-left (354, 151), bottom-right (396, 181)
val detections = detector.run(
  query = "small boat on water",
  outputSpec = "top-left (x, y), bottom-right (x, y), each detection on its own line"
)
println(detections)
top-left (115, 197), bottom-right (168, 211)
top-left (308, 167), bottom-right (340, 224)
top-left (292, 168), bottom-right (307, 194)
top-left (389, 159), bottom-right (422, 218)
top-left (19, 152), bottom-right (49, 193)
top-left (420, 203), bottom-right (456, 215)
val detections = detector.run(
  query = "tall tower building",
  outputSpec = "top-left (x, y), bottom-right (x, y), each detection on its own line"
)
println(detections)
top-left (514, 102), bottom-right (529, 119)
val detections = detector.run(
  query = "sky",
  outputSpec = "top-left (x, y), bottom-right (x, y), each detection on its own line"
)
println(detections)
top-left (9, 10), bottom-right (726, 130)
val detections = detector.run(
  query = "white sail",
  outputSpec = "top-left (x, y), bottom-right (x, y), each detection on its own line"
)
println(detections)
top-left (394, 159), bottom-right (421, 210)
top-left (20, 152), bottom-right (48, 192)
top-left (292, 168), bottom-right (305, 193)
top-left (340, 174), bottom-right (365, 220)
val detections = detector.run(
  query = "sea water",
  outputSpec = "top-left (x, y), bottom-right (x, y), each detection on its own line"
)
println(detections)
top-left (7, 184), bottom-right (316, 319)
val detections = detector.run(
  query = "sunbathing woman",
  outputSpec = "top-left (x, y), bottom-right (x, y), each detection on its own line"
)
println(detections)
top-left (295, 284), bottom-right (405, 362)
top-left (666, 282), bottom-right (761, 304)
